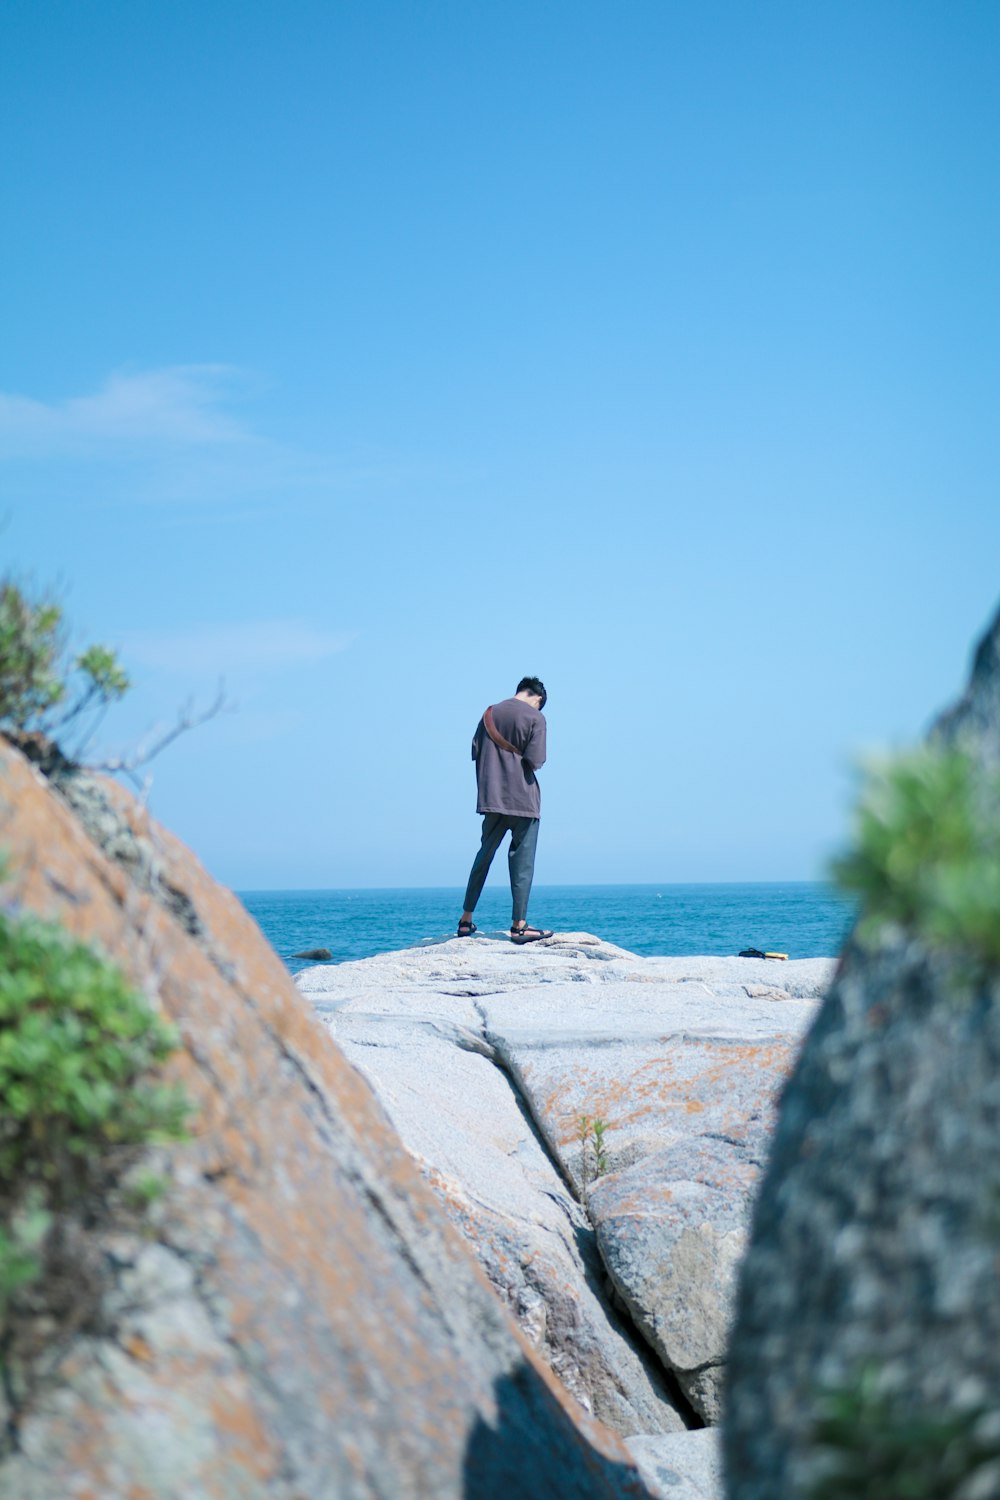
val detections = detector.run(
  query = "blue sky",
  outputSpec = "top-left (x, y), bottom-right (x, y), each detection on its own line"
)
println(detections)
top-left (2, 1), bottom-right (998, 891)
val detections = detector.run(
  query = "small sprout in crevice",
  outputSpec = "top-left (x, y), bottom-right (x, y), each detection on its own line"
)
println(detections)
top-left (577, 1114), bottom-right (610, 1191)
top-left (591, 1117), bottom-right (609, 1177)
top-left (577, 1115), bottom-right (591, 1190)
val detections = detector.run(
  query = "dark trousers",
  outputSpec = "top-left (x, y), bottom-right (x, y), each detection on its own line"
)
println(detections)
top-left (463, 813), bottom-right (539, 926)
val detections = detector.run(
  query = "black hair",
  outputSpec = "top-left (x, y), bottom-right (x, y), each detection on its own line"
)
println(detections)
top-left (516, 676), bottom-right (547, 709)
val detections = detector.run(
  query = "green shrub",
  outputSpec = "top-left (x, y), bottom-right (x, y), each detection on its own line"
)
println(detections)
top-left (0, 584), bottom-right (64, 730)
top-left (809, 1365), bottom-right (1000, 1500)
top-left (0, 579), bottom-right (129, 738)
top-left (832, 748), bottom-right (1000, 966)
top-left (73, 643), bottom-right (130, 703)
top-left (0, 908), bottom-right (189, 1308)
top-left (0, 1202), bottom-right (51, 1306)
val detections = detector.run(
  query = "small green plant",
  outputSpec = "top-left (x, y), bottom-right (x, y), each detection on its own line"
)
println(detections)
top-left (0, 907), bottom-right (190, 1322)
top-left (122, 1169), bottom-right (170, 1211)
top-left (577, 1114), bottom-right (610, 1189)
top-left (808, 1364), bottom-right (1000, 1500)
top-left (0, 912), bottom-right (189, 1190)
top-left (578, 1114), bottom-right (591, 1189)
top-left (0, 1201), bottom-right (51, 1308)
top-left (831, 747), bottom-right (1000, 966)
top-left (591, 1117), bottom-right (609, 1176)
top-left (0, 578), bottom-right (130, 740)
top-left (0, 585), bottom-right (64, 729)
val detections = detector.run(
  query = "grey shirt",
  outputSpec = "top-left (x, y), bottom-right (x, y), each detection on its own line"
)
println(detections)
top-left (471, 697), bottom-right (547, 818)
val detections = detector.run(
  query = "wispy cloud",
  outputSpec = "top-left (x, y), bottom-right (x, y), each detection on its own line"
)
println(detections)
top-left (0, 363), bottom-right (430, 509)
top-left (122, 619), bottom-right (357, 675)
top-left (0, 365), bottom-right (255, 456)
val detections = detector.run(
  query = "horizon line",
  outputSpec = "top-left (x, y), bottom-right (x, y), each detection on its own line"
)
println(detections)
top-left (236, 878), bottom-right (846, 894)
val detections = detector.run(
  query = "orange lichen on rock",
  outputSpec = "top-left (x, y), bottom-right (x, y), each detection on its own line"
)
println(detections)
top-left (547, 1039), bottom-right (795, 1153)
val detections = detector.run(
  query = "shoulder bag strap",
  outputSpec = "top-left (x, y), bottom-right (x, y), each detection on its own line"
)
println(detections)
top-left (483, 706), bottom-right (521, 756)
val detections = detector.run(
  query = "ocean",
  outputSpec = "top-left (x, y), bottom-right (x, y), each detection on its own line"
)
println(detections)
top-left (238, 882), bottom-right (855, 975)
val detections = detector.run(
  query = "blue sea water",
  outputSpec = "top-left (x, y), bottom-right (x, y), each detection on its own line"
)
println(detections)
top-left (238, 882), bottom-right (855, 975)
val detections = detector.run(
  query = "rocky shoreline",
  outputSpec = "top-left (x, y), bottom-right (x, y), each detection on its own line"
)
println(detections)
top-left (3, 603), bottom-right (998, 1498)
top-left (298, 935), bottom-right (835, 1498)
top-left (4, 718), bottom-right (836, 1500)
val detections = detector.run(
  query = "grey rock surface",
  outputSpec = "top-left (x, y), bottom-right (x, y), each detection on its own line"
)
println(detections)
top-left (588, 1140), bottom-right (762, 1425)
top-left (478, 969), bottom-right (819, 1424)
top-left (328, 1012), bottom-right (683, 1437)
top-left (300, 937), bottom-right (830, 1426)
top-left (932, 598), bottom-right (1000, 763)
top-left (627, 1431), bottom-right (721, 1500)
top-left (724, 599), bottom-right (1000, 1500)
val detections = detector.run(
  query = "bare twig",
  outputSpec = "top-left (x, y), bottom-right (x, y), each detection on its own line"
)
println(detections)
top-left (91, 684), bottom-right (232, 778)
top-left (70, 701), bottom-right (112, 764)
top-left (49, 684), bottom-right (101, 735)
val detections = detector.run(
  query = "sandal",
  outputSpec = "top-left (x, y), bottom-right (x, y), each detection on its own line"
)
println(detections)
top-left (510, 924), bottom-right (553, 944)
top-left (457, 919), bottom-right (477, 937)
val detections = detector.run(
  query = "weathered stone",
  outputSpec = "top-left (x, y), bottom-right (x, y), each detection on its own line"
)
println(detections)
top-left (477, 973), bottom-right (820, 1424)
top-left (589, 1140), bottom-right (762, 1425)
top-left (328, 1011), bottom-right (683, 1437)
top-left (0, 743), bottom-right (650, 1500)
top-left (740, 985), bottom-right (791, 1002)
top-left (293, 946), bottom-right (333, 960)
top-left (300, 938), bottom-right (829, 1426)
top-left (627, 1430), bottom-right (721, 1500)
top-left (724, 600), bottom-right (1000, 1500)
top-left (931, 601), bottom-right (1000, 763)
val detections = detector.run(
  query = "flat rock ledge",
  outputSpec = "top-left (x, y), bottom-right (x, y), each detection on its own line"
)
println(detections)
top-left (299, 933), bottom-right (833, 1451)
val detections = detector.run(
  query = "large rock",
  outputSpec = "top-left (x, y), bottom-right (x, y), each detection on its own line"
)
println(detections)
top-left (324, 1004), bottom-right (683, 1438)
top-left (0, 741), bottom-right (650, 1500)
top-left (588, 1138), bottom-right (764, 1425)
top-left (299, 939), bottom-right (830, 1427)
top-left (724, 600), bottom-right (1000, 1500)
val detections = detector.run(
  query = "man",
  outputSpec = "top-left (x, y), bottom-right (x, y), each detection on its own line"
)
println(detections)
top-left (457, 676), bottom-right (554, 945)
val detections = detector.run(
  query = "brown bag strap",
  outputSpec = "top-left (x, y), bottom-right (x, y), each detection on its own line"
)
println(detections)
top-left (483, 706), bottom-right (521, 756)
